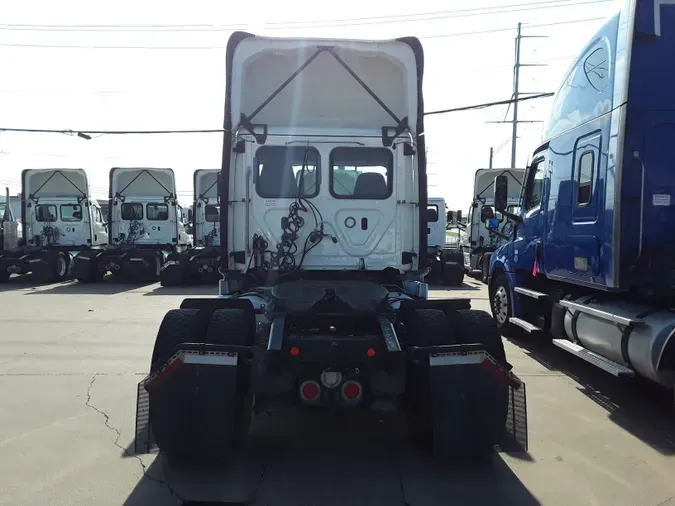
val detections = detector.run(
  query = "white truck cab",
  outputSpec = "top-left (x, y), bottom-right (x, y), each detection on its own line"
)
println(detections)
top-left (0, 169), bottom-right (107, 283)
top-left (222, 35), bottom-right (422, 278)
top-left (460, 168), bottom-right (524, 282)
top-left (72, 167), bottom-right (189, 283)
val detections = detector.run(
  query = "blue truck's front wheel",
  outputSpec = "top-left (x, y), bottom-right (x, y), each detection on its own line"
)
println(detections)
top-left (490, 273), bottom-right (519, 338)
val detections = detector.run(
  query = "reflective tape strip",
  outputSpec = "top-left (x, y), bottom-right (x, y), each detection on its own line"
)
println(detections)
top-left (429, 352), bottom-right (483, 367)
top-left (183, 352), bottom-right (237, 366)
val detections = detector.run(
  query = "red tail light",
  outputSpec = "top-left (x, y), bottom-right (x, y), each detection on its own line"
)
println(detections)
top-left (341, 380), bottom-right (362, 401)
top-left (300, 380), bottom-right (320, 401)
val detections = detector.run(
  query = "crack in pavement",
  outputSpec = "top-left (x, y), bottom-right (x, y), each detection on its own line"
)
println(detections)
top-left (399, 475), bottom-right (412, 506)
top-left (244, 461), bottom-right (268, 505)
top-left (0, 353), bottom-right (27, 366)
top-left (84, 374), bottom-right (183, 505)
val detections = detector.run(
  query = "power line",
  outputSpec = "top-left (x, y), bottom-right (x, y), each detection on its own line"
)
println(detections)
top-left (0, 0), bottom-right (614, 32)
top-left (0, 92), bottom-right (556, 139)
top-left (0, 17), bottom-right (608, 49)
top-left (424, 92), bottom-right (553, 116)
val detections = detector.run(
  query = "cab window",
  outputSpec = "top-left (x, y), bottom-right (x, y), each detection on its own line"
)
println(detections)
top-left (35, 204), bottom-right (57, 222)
top-left (121, 203), bottom-right (143, 220)
top-left (147, 203), bottom-right (169, 221)
top-left (205, 205), bottom-right (219, 222)
top-left (525, 160), bottom-right (545, 211)
top-left (60, 204), bottom-right (83, 222)
top-left (427, 205), bottom-right (439, 223)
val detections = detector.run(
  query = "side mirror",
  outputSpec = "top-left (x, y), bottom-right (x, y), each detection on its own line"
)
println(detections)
top-left (480, 205), bottom-right (494, 222)
top-left (486, 217), bottom-right (499, 230)
top-left (494, 175), bottom-right (508, 212)
top-left (446, 210), bottom-right (454, 223)
top-left (187, 209), bottom-right (193, 222)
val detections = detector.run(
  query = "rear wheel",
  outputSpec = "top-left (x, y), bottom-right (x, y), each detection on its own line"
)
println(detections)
top-left (490, 273), bottom-right (519, 338)
top-left (149, 309), bottom-right (206, 464)
top-left (0, 270), bottom-right (9, 283)
top-left (149, 307), bottom-right (254, 466)
top-left (54, 253), bottom-right (69, 281)
top-left (402, 308), bottom-right (455, 452)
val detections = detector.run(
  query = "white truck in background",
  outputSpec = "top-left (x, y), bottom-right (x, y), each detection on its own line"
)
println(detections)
top-left (160, 169), bottom-right (221, 286)
top-left (460, 168), bottom-right (524, 283)
top-left (71, 167), bottom-right (190, 283)
top-left (0, 169), bottom-right (108, 283)
top-left (425, 196), bottom-right (464, 286)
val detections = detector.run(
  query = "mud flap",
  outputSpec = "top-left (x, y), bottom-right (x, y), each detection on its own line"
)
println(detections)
top-left (428, 347), bottom-right (527, 459)
top-left (133, 348), bottom-right (240, 458)
top-left (125, 252), bottom-right (161, 282)
top-left (29, 253), bottom-right (57, 282)
top-left (72, 250), bottom-right (104, 280)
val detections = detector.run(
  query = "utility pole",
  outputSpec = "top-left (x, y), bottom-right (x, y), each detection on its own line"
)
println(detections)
top-left (487, 22), bottom-right (548, 168)
top-left (511, 22), bottom-right (522, 169)
top-left (489, 147), bottom-right (493, 168)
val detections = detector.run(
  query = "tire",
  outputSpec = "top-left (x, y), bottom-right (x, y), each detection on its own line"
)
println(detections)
top-left (204, 309), bottom-right (256, 451)
top-left (444, 309), bottom-right (510, 460)
top-left (206, 309), bottom-right (256, 347)
top-left (148, 309), bottom-right (206, 464)
top-left (490, 273), bottom-right (519, 338)
top-left (449, 309), bottom-right (507, 365)
top-left (0, 270), bottom-right (9, 283)
top-left (402, 308), bottom-right (455, 347)
top-left (149, 308), bottom-right (203, 376)
top-left (441, 263), bottom-right (464, 286)
top-left (149, 308), bottom-right (254, 466)
top-left (54, 253), bottom-right (69, 281)
top-left (402, 309), bottom-right (455, 453)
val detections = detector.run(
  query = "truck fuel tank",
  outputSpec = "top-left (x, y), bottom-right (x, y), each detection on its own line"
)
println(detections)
top-left (562, 295), bottom-right (675, 388)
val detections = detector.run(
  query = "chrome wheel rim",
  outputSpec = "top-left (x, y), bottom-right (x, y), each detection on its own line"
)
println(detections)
top-left (493, 286), bottom-right (509, 324)
top-left (56, 257), bottom-right (67, 277)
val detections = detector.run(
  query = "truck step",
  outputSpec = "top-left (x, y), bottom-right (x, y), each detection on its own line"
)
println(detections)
top-left (514, 287), bottom-right (548, 300)
top-left (558, 300), bottom-right (644, 327)
top-left (551, 339), bottom-right (635, 378)
top-left (509, 317), bottom-right (541, 333)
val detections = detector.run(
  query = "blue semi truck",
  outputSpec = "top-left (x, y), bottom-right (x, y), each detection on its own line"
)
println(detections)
top-left (488, 0), bottom-right (675, 397)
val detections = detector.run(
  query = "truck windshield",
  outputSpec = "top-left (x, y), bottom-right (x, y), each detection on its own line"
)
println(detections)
top-left (35, 204), bottom-right (57, 222)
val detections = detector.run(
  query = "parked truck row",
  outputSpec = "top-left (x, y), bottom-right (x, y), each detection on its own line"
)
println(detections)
top-left (0, 167), bottom-right (462, 288)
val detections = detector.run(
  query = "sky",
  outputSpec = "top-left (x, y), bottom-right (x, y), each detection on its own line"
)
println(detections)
top-left (0, 0), bottom-right (619, 211)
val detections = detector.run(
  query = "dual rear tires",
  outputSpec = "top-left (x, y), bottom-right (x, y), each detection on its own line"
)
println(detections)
top-left (403, 308), bottom-right (509, 462)
top-left (148, 307), bottom-right (254, 466)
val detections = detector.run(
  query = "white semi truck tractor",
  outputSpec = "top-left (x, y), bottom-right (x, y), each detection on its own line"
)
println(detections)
top-left (72, 167), bottom-right (190, 283)
top-left (0, 169), bottom-right (107, 283)
top-left (160, 169), bottom-right (221, 286)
